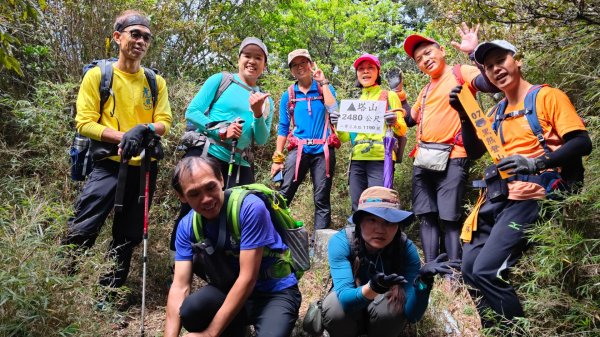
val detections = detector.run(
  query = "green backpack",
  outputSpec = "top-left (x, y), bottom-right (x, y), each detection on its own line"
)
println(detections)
top-left (192, 183), bottom-right (310, 280)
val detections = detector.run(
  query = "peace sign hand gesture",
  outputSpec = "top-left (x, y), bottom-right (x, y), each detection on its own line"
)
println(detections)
top-left (312, 62), bottom-right (327, 84)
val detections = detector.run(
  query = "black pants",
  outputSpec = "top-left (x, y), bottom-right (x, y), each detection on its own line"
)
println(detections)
top-left (349, 160), bottom-right (385, 212)
top-left (412, 158), bottom-right (469, 262)
top-left (63, 159), bottom-right (157, 287)
top-left (462, 198), bottom-right (540, 325)
top-left (279, 149), bottom-right (335, 230)
top-left (170, 149), bottom-right (254, 251)
top-left (179, 284), bottom-right (301, 337)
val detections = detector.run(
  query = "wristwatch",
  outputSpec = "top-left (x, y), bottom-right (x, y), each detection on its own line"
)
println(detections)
top-left (219, 127), bottom-right (227, 141)
top-left (146, 123), bottom-right (156, 134)
top-left (319, 80), bottom-right (330, 86)
top-left (413, 276), bottom-right (433, 291)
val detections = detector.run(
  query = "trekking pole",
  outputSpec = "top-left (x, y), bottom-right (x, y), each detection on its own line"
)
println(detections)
top-left (226, 118), bottom-right (245, 188)
top-left (139, 145), bottom-right (151, 337)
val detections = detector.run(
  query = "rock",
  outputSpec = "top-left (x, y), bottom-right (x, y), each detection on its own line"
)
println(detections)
top-left (313, 229), bottom-right (338, 266)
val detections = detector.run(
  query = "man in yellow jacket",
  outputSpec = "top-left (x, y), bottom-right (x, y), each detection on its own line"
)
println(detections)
top-left (62, 10), bottom-right (172, 288)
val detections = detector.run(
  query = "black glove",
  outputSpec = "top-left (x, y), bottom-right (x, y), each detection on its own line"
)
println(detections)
top-left (419, 253), bottom-right (461, 282)
top-left (369, 272), bottom-right (407, 294)
top-left (384, 111), bottom-right (398, 126)
top-left (120, 124), bottom-right (151, 160)
top-left (149, 134), bottom-right (164, 160)
top-left (497, 155), bottom-right (545, 175)
top-left (387, 69), bottom-right (403, 91)
top-left (449, 85), bottom-right (469, 121)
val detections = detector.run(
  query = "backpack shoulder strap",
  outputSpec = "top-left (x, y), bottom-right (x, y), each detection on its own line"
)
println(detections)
top-left (524, 84), bottom-right (550, 154)
top-left (192, 211), bottom-right (203, 243)
top-left (378, 89), bottom-right (389, 108)
top-left (287, 83), bottom-right (297, 127)
top-left (345, 225), bottom-right (358, 261)
top-left (489, 98), bottom-right (508, 133)
top-left (226, 187), bottom-right (252, 244)
top-left (452, 64), bottom-right (477, 95)
top-left (204, 71), bottom-right (235, 117)
top-left (143, 67), bottom-right (158, 108)
top-left (229, 73), bottom-right (257, 93)
top-left (98, 59), bottom-right (115, 111)
top-left (452, 64), bottom-right (465, 85)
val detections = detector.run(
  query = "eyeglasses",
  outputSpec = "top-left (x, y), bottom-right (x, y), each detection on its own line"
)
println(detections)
top-left (122, 29), bottom-right (153, 43)
top-left (290, 60), bottom-right (309, 70)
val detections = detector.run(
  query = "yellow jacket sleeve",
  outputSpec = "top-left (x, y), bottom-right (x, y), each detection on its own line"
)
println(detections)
top-left (75, 67), bottom-right (107, 140)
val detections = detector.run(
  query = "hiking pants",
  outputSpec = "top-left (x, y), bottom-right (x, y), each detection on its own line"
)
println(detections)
top-left (462, 198), bottom-right (540, 324)
top-left (412, 158), bottom-right (469, 221)
top-left (170, 149), bottom-right (254, 251)
top-left (419, 213), bottom-right (462, 263)
top-left (279, 148), bottom-right (335, 230)
top-left (349, 160), bottom-right (385, 212)
top-left (322, 291), bottom-right (406, 337)
top-left (64, 159), bottom-right (157, 287)
top-left (179, 284), bottom-right (301, 337)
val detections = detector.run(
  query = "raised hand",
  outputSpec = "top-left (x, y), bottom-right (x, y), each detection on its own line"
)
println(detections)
top-left (249, 92), bottom-right (271, 118)
top-left (450, 22), bottom-right (480, 55)
top-left (312, 62), bottom-right (328, 85)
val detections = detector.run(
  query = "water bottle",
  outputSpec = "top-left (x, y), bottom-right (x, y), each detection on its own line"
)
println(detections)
top-left (72, 133), bottom-right (90, 152)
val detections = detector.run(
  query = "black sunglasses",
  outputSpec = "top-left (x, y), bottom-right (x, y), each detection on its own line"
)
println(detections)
top-left (122, 29), bottom-right (153, 43)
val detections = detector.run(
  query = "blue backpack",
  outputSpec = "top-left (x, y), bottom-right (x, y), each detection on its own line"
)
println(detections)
top-left (69, 59), bottom-right (158, 181)
top-left (489, 85), bottom-right (583, 194)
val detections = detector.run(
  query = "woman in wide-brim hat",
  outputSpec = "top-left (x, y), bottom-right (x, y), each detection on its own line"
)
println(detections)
top-left (321, 186), bottom-right (459, 337)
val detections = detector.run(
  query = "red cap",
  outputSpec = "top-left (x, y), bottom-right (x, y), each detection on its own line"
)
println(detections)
top-left (403, 34), bottom-right (440, 59)
top-left (353, 54), bottom-right (380, 70)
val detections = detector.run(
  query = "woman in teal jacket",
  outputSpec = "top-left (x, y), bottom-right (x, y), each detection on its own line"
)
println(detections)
top-left (322, 186), bottom-right (459, 337)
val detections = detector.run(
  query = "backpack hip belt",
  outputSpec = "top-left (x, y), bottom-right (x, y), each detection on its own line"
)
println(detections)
top-left (353, 139), bottom-right (384, 154)
top-left (473, 170), bottom-right (564, 197)
top-left (193, 135), bottom-right (252, 162)
top-left (293, 136), bottom-right (330, 182)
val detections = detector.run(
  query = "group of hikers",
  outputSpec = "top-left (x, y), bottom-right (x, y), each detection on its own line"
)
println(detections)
top-left (61, 9), bottom-right (592, 337)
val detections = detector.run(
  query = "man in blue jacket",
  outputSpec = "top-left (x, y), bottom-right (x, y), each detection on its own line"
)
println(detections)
top-left (165, 156), bottom-right (301, 337)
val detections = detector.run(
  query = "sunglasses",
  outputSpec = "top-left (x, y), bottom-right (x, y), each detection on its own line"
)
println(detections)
top-left (122, 29), bottom-right (153, 43)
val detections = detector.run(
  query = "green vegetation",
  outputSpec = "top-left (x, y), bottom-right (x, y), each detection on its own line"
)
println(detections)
top-left (0, 1), bottom-right (598, 336)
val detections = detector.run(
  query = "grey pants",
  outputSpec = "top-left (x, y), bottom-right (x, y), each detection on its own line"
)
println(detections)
top-left (279, 149), bottom-right (335, 230)
top-left (322, 291), bottom-right (406, 337)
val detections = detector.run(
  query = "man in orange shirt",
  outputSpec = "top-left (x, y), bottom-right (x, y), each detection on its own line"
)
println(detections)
top-left (450, 40), bottom-right (592, 329)
top-left (403, 23), bottom-right (498, 264)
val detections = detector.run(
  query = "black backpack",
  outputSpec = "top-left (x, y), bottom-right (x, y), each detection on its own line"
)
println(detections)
top-left (69, 58), bottom-right (158, 181)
